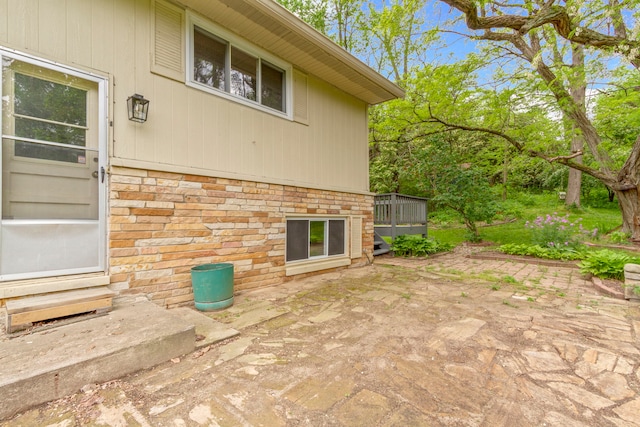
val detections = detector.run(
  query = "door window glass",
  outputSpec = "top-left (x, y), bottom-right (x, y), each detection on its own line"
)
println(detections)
top-left (13, 72), bottom-right (88, 163)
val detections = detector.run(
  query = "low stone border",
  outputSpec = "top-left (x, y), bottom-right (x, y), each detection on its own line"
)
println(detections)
top-left (466, 252), bottom-right (580, 269)
top-left (590, 276), bottom-right (625, 300)
top-left (466, 252), bottom-right (632, 300)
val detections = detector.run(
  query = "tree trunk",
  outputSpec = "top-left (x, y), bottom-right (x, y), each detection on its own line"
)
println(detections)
top-left (502, 140), bottom-right (508, 201)
top-left (565, 45), bottom-right (585, 208)
top-left (615, 187), bottom-right (640, 240)
top-left (614, 134), bottom-right (640, 240)
top-left (565, 148), bottom-right (582, 207)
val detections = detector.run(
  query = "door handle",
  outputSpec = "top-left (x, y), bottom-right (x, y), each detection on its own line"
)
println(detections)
top-left (92, 167), bottom-right (106, 183)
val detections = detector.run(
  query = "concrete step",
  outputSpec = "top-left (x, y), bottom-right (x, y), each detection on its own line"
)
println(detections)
top-left (0, 298), bottom-right (238, 420)
top-left (373, 248), bottom-right (390, 256)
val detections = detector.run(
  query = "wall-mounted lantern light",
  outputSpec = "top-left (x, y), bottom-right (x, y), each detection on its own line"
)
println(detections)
top-left (127, 94), bottom-right (150, 123)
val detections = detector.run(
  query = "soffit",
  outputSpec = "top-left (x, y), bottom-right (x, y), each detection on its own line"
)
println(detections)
top-left (178, 0), bottom-right (404, 105)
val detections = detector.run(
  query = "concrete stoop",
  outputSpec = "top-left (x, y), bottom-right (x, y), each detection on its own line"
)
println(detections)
top-left (0, 298), bottom-right (239, 421)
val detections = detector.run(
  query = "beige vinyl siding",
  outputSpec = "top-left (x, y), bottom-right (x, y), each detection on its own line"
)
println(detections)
top-left (293, 69), bottom-right (309, 124)
top-left (0, 0), bottom-right (371, 194)
top-left (119, 72), bottom-right (369, 193)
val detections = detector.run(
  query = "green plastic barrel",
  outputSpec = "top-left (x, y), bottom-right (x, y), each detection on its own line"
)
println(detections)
top-left (190, 263), bottom-right (234, 311)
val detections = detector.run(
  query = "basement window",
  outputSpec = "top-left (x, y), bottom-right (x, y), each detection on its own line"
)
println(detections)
top-left (286, 218), bottom-right (346, 262)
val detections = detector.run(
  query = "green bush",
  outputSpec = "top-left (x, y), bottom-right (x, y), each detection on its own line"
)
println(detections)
top-left (578, 250), bottom-right (640, 280)
top-left (391, 235), bottom-right (453, 257)
top-left (609, 230), bottom-right (631, 244)
top-left (500, 244), bottom-right (640, 281)
top-left (525, 213), bottom-right (595, 249)
top-left (498, 243), bottom-right (583, 261)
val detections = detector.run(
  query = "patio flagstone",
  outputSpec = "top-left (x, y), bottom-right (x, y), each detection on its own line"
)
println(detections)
top-left (3, 249), bottom-right (639, 426)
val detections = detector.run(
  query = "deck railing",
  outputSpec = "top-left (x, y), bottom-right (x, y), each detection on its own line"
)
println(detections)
top-left (374, 193), bottom-right (428, 240)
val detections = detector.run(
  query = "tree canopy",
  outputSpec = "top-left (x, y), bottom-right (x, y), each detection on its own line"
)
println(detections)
top-left (277, 0), bottom-right (640, 240)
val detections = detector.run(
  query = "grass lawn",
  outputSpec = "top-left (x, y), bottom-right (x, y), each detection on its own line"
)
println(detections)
top-left (428, 192), bottom-right (624, 248)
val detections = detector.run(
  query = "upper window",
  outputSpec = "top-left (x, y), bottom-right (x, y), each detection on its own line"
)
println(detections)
top-left (190, 20), bottom-right (289, 115)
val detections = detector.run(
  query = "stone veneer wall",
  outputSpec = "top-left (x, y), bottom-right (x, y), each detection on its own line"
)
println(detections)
top-left (108, 167), bottom-right (374, 307)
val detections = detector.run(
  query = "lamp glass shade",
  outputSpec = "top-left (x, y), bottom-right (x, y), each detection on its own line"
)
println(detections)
top-left (127, 94), bottom-right (149, 123)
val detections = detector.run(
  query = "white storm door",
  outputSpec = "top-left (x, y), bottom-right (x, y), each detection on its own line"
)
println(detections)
top-left (0, 52), bottom-right (107, 281)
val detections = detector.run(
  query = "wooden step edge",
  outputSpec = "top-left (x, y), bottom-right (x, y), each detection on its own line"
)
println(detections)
top-left (6, 287), bottom-right (116, 314)
top-left (6, 296), bottom-right (114, 334)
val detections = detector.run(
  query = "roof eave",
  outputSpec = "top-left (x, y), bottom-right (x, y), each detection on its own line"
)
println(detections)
top-left (179, 0), bottom-right (405, 105)
top-left (253, 0), bottom-right (405, 104)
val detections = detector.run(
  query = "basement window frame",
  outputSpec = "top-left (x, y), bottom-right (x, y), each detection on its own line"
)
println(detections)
top-left (187, 13), bottom-right (293, 120)
top-left (285, 217), bottom-right (347, 263)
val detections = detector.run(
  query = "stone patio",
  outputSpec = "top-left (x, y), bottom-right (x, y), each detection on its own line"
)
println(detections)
top-left (2, 251), bottom-right (639, 426)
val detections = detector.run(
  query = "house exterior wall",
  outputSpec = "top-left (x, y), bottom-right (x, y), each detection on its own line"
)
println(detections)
top-left (109, 167), bottom-right (373, 307)
top-left (115, 73), bottom-right (370, 193)
top-left (0, 0), bottom-right (377, 302)
top-left (0, 0), bottom-right (371, 194)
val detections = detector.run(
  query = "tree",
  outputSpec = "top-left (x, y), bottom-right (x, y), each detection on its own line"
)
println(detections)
top-left (369, 61), bottom-right (511, 239)
top-left (330, 0), bottom-right (365, 52)
top-left (276, 0), bottom-right (328, 33)
top-left (411, 137), bottom-right (498, 241)
top-left (276, 0), bottom-right (369, 54)
top-left (432, 0), bottom-right (640, 240)
top-left (366, 0), bottom-right (434, 82)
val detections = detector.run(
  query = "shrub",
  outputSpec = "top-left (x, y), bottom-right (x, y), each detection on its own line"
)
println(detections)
top-left (391, 235), bottom-right (453, 257)
top-left (498, 243), bottom-right (583, 261)
top-left (578, 250), bottom-right (640, 280)
top-left (500, 244), bottom-right (640, 280)
top-left (609, 230), bottom-right (631, 244)
top-left (525, 213), bottom-right (595, 250)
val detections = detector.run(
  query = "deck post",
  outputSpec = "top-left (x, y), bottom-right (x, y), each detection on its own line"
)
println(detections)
top-left (390, 193), bottom-right (397, 240)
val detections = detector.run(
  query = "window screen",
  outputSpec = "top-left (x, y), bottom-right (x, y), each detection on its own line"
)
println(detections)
top-left (328, 220), bottom-right (345, 256)
top-left (286, 220), bottom-right (308, 262)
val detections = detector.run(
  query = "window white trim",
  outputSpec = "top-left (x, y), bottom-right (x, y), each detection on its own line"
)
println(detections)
top-left (186, 12), bottom-right (293, 120)
top-left (285, 256), bottom-right (351, 277)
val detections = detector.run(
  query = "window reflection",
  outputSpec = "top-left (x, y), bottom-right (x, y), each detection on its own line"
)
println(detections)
top-left (12, 73), bottom-right (88, 163)
top-left (309, 220), bottom-right (326, 257)
top-left (230, 47), bottom-right (256, 101)
top-left (261, 61), bottom-right (284, 111)
top-left (193, 27), bottom-right (226, 90)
